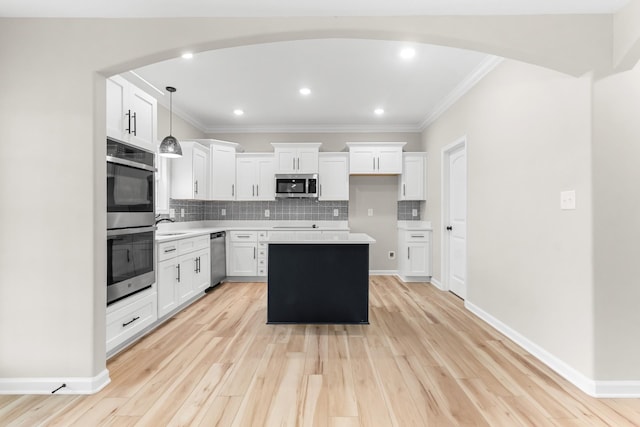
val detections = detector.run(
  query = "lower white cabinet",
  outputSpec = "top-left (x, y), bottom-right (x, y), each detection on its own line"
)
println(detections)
top-left (157, 235), bottom-right (210, 318)
top-left (397, 228), bottom-right (432, 281)
top-left (227, 230), bottom-right (268, 277)
top-left (106, 288), bottom-right (157, 354)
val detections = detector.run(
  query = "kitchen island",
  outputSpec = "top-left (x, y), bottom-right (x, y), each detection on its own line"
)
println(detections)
top-left (265, 232), bottom-right (375, 324)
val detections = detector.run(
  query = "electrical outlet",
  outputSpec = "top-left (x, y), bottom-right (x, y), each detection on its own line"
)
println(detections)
top-left (388, 251), bottom-right (396, 259)
top-left (180, 208), bottom-right (185, 218)
top-left (221, 208), bottom-right (226, 216)
top-left (560, 190), bottom-right (576, 210)
top-left (368, 208), bottom-right (373, 217)
top-left (169, 208), bottom-right (175, 219)
top-left (333, 209), bottom-right (339, 217)
top-left (264, 209), bottom-right (270, 218)
top-left (412, 209), bottom-right (418, 217)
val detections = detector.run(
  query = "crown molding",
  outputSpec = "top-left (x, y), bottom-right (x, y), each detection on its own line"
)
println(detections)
top-left (204, 123), bottom-right (423, 134)
top-left (420, 55), bottom-right (504, 130)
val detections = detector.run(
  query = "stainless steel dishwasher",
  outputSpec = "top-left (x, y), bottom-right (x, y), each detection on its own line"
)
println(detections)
top-left (208, 231), bottom-right (226, 290)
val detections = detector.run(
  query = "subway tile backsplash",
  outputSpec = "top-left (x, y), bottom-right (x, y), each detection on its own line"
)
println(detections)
top-left (165, 199), bottom-right (421, 223)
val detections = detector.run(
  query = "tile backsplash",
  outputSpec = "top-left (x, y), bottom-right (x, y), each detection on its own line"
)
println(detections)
top-left (164, 199), bottom-right (422, 223)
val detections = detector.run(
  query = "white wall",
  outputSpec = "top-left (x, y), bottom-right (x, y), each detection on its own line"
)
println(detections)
top-left (422, 60), bottom-right (594, 377)
top-left (592, 60), bottom-right (640, 380)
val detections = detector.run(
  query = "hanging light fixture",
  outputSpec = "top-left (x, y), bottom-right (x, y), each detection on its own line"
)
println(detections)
top-left (159, 86), bottom-right (182, 158)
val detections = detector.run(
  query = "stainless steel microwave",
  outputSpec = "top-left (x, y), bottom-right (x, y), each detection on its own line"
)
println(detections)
top-left (275, 174), bottom-right (318, 198)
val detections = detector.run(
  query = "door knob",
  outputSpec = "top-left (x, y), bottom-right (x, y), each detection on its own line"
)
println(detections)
top-left (446, 226), bottom-right (453, 231)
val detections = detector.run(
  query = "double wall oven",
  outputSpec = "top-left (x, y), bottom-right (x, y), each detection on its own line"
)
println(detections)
top-left (106, 138), bottom-right (156, 305)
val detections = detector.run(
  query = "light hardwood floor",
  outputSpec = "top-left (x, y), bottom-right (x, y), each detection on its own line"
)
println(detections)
top-left (2, 276), bottom-right (640, 426)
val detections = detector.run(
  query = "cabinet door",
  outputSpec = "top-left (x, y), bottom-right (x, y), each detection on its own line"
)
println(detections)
top-left (400, 153), bottom-right (426, 201)
top-left (236, 158), bottom-right (257, 200)
top-left (296, 148), bottom-right (319, 173)
top-left (210, 146), bottom-right (236, 200)
top-left (349, 148), bottom-right (376, 174)
top-left (377, 147), bottom-right (403, 174)
top-left (193, 248), bottom-right (210, 292)
top-left (128, 85), bottom-right (157, 152)
top-left (177, 254), bottom-right (196, 303)
top-left (407, 242), bottom-right (429, 276)
top-left (319, 154), bottom-right (349, 201)
top-left (193, 146), bottom-right (208, 200)
top-left (274, 148), bottom-right (297, 174)
top-left (255, 157), bottom-right (275, 200)
top-left (106, 76), bottom-right (127, 142)
top-left (228, 242), bottom-right (257, 276)
top-left (157, 258), bottom-right (179, 318)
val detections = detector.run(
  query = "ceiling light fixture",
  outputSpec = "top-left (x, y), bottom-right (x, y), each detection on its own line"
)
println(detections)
top-left (299, 87), bottom-right (311, 96)
top-left (234, 109), bottom-right (244, 116)
top-left (158, 86), bottom-right (182, 158)
top-left (399, 47), bottom-right (416, 60)
top-left (374, 108), bottom-right (385, 115)
top-left (181, 52), bottom-right (194, 59)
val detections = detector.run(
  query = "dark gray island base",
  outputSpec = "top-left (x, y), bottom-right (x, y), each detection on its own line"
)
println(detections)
top-left (267, 242), bottom-right (371, 324)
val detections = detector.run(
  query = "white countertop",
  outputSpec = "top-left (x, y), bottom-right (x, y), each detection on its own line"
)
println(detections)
top-left (397, 220), bottom-right (432, 231)
top-left (155, 221), bottom-right (350, 242)
top-left (265, 232), bottom-right (375, 244)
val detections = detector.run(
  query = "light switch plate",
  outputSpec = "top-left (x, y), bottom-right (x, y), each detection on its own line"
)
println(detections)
top-left (169, 208), bottom-right (175, 219)
top-left (368, 208), bottom-right (373, 217)
top-left (180, 208), bottom-right (185, 218)
top-left (221, 208), bottom-right (226, 216)
top-left (264, 209), bottom-right (270, 218)
top-left (560, 190), bottom-right (576, 210)
top-left (412, 209), bottom-right (418, 217)
top-left (333, 209), bottom-right (339, 217)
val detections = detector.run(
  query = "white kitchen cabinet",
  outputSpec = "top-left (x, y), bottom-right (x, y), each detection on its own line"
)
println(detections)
top-left (227, 230), bottom-right (269, 277)
top-left (236, 154), bottom-right (275, 201)
top-left (170, 141), bottom-right (209, 200)
top-left (208, 140), bottom-right (239, 200)
top-left (106, 75), bottom-right (157, 152)
top-left (318, 153), bottom-right (349, 201)
top-left (397, 228), bottom-right (432, 282)
top-left (399, 152), bottom-right (427, 201)
top-left (157, 235), bottom-right (210, 318)
top-left (106, 289), bottom-right (157, 354)
top-left (347, 142), bottom-right (406, 175)
top-left (271, 143), bottom-right (321, 174)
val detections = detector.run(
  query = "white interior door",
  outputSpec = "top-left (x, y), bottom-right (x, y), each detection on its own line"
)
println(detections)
top-left (444, 141), bottom-right (467, 299)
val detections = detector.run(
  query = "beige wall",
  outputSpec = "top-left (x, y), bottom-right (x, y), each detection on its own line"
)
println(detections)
top-left (158, 104), bottom-right (206, 141)
top-left (422, 60), bottom-right (594, 377)
top-left (592, 60), bottom-right (640, 380)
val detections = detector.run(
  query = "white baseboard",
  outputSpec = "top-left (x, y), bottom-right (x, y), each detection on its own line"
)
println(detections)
top-left (429, 278), bottom-right (444, 290)
top-left (369, 270), bottom-right (398, 276)
top-left (465, 302), bottom-right (640, 398)
top-left (395, 274), bottom-right (432, 283)
top-left (0, 368), bottom-right (110, 395)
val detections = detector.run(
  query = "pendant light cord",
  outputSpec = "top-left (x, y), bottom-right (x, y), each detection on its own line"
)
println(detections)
top-left (169, 90), bottom-right (173, 136)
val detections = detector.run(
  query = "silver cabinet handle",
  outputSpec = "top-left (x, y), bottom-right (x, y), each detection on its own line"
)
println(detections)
top-left (319, 184), bottom-right (322, 197)
top-left (256, 185), bottom-right (259, 197)
top-left (293, 158), bottom-right (295, 170)
top-left (176, 264), bottom-right (181, 282)
top-left (164, 247), bottom-right (176, 253)
top-left (377, 157), bottom-right (380, 170)
top-left (254, 247), bottom-right (256, 259)
top-left (237, 235), bottom-right (251, 238)
top-left (122, 316), bottom-right (140, 327)
top-left (411, 234), bottom-right (425, 238)
top-left (372, 158), bottom-right (375, 170)
top-left (195, 180), bottom-right (198, 195)
top-left (252, 185), bottom-right (255, 197)
top-left (403, 184), bottom-right (406, 196)
top-left (408, 247), bottom-right (411, 259)
top-left (195, 257), bottom-right (199, 273)
top-left (132, 111), bottom-right (137, 136)
top-left (297, 157), bottom-right (300, 170)
top-left (125, 109), bottom-right (132, 134)
top-left (232, 184), bottom-right (234, 196)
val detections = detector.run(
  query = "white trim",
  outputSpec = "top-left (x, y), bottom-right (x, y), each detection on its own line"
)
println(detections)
top-left (465, 302), bottom-right (640, 398)
top-left (204, 123), bottom-right (423, 134)
top-left (420, 56), bottom-right (503, 130)
top-left (429, 277), bottom-right (445, 291)
top-left (395, 274), bottom-right (431, 283)
top-left (0, 369), bottom-right (110, 395)
top-left (369, 270), bottom-right (398, 276)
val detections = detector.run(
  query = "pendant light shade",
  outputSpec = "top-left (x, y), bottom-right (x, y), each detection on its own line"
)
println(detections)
top-left (159, 86), bottom-right (182, 158)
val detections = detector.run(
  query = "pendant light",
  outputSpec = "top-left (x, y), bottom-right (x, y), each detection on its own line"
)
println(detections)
top-left (159, 86), bottom-right (182, 158)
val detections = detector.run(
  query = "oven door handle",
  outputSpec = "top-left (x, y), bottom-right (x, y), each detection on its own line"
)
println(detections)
top-left (106, 155), bottom-right (156, 173)
top-left (107, 226), bottom-right (156, 237)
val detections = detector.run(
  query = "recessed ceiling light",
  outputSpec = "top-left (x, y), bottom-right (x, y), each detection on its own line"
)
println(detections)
top-left (181, 52), bottom-right (194, 59)
top-left (374, 108), bottom-right (385, 115)
top-left (233, 109), bottom-right (244, 116)
top-left (299, 87), bottom-right (311, 96)
top-left (399, 48), bottom-right (416, 60)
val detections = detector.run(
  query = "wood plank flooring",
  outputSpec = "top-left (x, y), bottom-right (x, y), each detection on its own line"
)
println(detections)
top-left (2, 276), bottom-right (640, 426)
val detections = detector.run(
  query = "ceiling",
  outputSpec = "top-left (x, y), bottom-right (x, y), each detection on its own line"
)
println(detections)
top-left (2, 0), bottom-right (629, 133)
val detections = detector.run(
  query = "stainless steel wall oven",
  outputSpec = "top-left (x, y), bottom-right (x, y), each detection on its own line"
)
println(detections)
top-left (106, 138), bottom-right (156, 305)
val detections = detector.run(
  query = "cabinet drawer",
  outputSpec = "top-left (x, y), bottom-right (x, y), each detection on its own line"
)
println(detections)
top-left (405, 232), bottom-right (430, 242)
top-left (257, 230), bottom-right (268, 241)
top-left (257, 258), bottom-right (267, 267)
top-left (158, 241), bottom-right (179, 261)
top-left (230, 231), bottom-right (257, 242)
top-left (106, 292), bottom-right (157, 351)
top-left (257, 247), bottom-right (268, 258)
top-left (179, 235), bottom-right (209, 253)
top-left (258, 267), bottom-right (268, 276)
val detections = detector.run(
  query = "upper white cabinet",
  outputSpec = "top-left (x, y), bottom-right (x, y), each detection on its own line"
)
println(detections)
top-left (318, 153), bottom-right (349, 201)
top-left (399, 152), bottom-right (427, 201)
top-left (271, 143), bottom-right (321, 174)
top-left (236, 153), bottom-right (275, 201)
top-left (170, 141), bottom-right (209, 200)
top-left (208, 139), bottom-right (239, 200)
top-left (106, 75), bottom-right (157, 152)
top-left (347, 142), bottom-right (405, 175)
